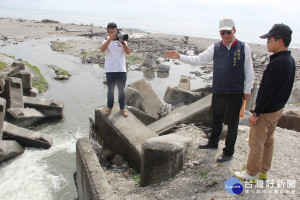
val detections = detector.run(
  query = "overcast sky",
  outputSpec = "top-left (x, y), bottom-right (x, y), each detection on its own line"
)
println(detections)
top-left (1, 0), bottom-right (300, 45)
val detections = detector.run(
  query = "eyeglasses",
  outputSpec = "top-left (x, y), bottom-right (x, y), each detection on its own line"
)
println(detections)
top-left (267, 38), bottom-right (278, 43)
top-left (220, 31), bottom-right (232, 35)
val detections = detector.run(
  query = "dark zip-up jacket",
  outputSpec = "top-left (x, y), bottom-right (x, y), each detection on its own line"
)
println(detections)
top-left (254, 51), bottom-right (295, 115)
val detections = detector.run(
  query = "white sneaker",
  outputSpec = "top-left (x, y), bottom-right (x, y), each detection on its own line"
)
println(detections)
top-left (233, 171), bottom-right (258, 183)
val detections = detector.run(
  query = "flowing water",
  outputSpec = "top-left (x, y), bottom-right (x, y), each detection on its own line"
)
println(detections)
top-left (0, 36), bottom-right (207, 199)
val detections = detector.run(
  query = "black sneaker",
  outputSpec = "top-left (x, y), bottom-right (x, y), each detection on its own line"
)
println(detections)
top-left (216, 153), bottom-right (232, 163)
top-left (198, 143), bottom-right (218, 149)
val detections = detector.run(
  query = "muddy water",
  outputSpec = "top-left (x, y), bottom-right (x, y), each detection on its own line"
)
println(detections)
top-left (0, 37), bottom-right (208, 200)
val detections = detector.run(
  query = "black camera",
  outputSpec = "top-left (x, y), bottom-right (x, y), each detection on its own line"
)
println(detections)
top-left (115, 29), bottom-right (129, 41)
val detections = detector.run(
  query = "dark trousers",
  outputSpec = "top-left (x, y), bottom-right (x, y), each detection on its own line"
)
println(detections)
top-left (209, 94), bottom-right (243, 156)
top-left (106, 72), bottom-right (127, 109)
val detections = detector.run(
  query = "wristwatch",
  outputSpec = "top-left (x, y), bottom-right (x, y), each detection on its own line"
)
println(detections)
top-left (253, 111), bottom-right (260, 117)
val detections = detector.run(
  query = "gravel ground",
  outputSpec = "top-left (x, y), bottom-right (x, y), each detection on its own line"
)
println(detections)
top-left (104, 124), bottom-right (300, 200)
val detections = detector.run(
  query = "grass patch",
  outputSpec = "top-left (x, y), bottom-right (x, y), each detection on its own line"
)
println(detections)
top-left (242, 163), bottom-right (247, 171)
top-left (0, 61), bottom-right (6, 69)
top-left (54, 42), bottom-right (72, 51)
top-left (0, 52), bottom-right (15, 58)
top-left (56, 68), bottom-right (69, 76)
top-left (24, 61), bottom-right (48, 92)
top-left (133, 174), bottom-right (140, 184)
top-left (80, 50), bottom-right (104, 61)
top-left (199, 169), bottom-right (208, 179)
top-left (292, 102), bottom-right (300, 106)
top-left (126, 54), bottom-right (142, 64)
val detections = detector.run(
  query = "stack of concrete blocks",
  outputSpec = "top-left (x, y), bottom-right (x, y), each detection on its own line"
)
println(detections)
top-left (0, 60), bottom-right (64, 164)
top-left (76, 78), bottom-right (214, 198)
top-left (2, 61), bottom-right (64, 127)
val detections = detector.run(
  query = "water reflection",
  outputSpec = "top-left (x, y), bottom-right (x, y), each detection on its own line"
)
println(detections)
top-left (142, 69), bottom-right (155, 80)
top-left (157, 71), bottom-right (169, 79)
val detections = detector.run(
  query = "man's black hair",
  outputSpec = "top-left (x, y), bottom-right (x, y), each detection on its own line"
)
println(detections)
top-left (274, 34), bottom-right (292, 47)
top-left (107, 22), bottom-right (117, 29)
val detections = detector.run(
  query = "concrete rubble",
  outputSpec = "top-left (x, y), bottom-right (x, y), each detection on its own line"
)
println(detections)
top-left (0, 60), bottom-right (64, 164)
top-left (3, 122), bottom-right (53, 149)
top-left (128, 79), bottom-right (164, 119)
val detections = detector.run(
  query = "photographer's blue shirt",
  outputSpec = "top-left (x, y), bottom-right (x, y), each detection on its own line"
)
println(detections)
top-left (102, 40), bottom-right (127, 73)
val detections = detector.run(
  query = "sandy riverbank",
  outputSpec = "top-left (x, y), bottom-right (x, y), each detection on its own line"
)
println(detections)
top-left (0, 17), bottom-right (300, 200)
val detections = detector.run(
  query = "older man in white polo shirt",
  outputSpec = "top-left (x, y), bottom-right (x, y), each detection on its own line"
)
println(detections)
top-left (165, 18), bottom-right (254, 162)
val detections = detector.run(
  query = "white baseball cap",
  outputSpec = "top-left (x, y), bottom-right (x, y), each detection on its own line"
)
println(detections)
top-left (219, 19), bottom-right (235, 31)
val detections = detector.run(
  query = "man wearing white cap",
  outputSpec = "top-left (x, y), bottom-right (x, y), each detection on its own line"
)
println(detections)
top-left (165, 18), bottom-right (254, 162)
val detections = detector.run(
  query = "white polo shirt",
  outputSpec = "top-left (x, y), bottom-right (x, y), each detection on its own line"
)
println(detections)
top-left (102, 40), bottom-right (127, 73)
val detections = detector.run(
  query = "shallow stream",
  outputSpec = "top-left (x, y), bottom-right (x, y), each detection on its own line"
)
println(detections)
top-left (0, 36), bottom-right (208, 199)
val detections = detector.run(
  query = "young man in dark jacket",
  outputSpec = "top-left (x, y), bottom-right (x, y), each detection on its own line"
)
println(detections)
top-left (234, 23), bottom-right (295, 181)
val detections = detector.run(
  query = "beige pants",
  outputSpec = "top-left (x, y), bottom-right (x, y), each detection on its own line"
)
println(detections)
top-left (246, 109), bottom-right (284, 176)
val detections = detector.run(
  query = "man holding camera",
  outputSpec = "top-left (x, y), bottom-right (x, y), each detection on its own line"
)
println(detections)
top-left (165, 18), bottom-right (254, 162)
top-left (101, 22), bottom-right (130, 117)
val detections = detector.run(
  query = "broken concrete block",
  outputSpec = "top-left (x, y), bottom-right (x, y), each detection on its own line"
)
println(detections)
top-left (76, 138), bottom-right (116, 200)
top-left (23, 96), bottom-right (64, 119)
top-left (178, 75), bottom-right (190, 90)
top-left (23, 87), bottom-right (39, 97)
top-left (126, 106), bottom-right (157, 125)
top-left (140, 134), bottom-right (192, 187)
top-left (4, 77), bottom-right (24, 109)
top-left (277, 107), bottom-right (300, 132)
top-left (0, 98), bottom-right (6, 140)
top-left (2, 61), bottom-right (25, 77)
top-left (12, 70), bottom-right (32, 90)
top-left (141, 52), bottom-right (157, 69)
top-left (0, 140), bottom-right (24, 164)
top-left (128, 79), bottom-right (164, 119)
top-left (6, 107), bottom-right (46, 127)
top-left (148, 94), bottom-right (212, 135)
top-left (3, 122), bottom-right (53, 149)
top-left (95, 104), bottom-right (157, 171)
top-left (164, 85), bottom-right (204, 104)
top-left (125, 87), bottom-right (144, 110)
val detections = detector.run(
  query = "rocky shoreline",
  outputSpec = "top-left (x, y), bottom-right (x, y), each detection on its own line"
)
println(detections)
top-left (1, 17), bottom-right (300, 83)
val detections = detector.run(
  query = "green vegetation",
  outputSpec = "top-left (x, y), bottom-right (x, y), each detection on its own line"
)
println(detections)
top-left (56, 68), bottom-right (69, 76)
top-left (0, 52), bottom-right (15, 58)
top-left (133, 174), bottom-right (140, 183)
top-left (242, 163), bottom-right (247, 171)
top-left (55, 42), bottom-right (72, 51)
top-left (80, 49), bottom-right (104, 61)
top-left (126, 54), bottom-right (142, 64)
top-left (199, 169), bottom-right (208, 179)
top-left (156, 59), bottom-right (161, 65)
top-left (0, 61), bottom-right (6, 69)
top-left (24, 61), bottom-right (48, 92)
